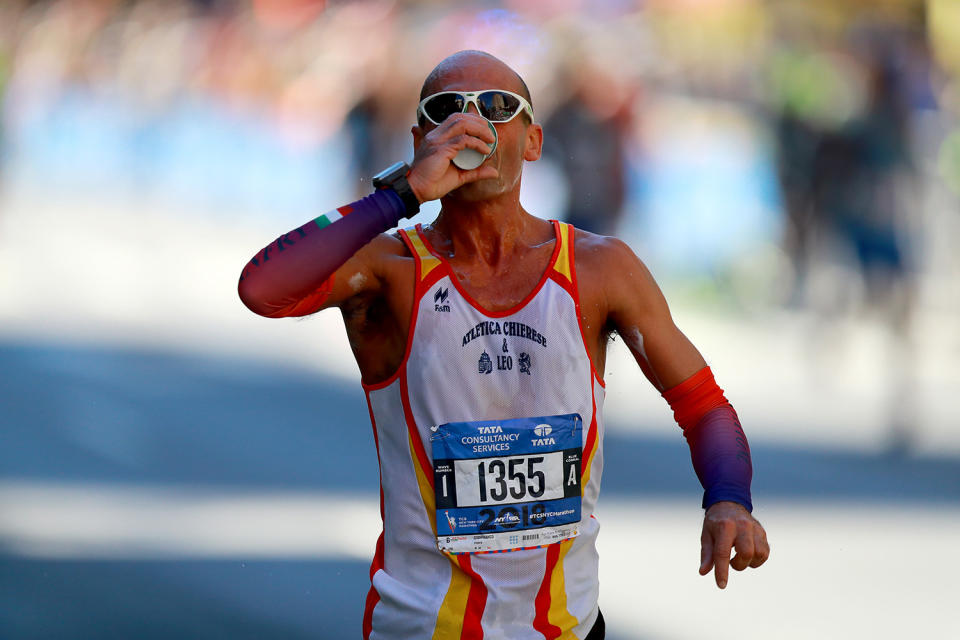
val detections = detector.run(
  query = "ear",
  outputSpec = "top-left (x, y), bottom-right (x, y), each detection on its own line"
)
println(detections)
top-left (523, 122), bottom-right (543, 162)
top-left (411, 124), bottom-right (425, 151)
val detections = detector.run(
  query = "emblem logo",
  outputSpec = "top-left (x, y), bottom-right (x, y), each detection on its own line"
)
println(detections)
top-left (518, 352), bottom-right (532, 375)
top-left (534, 424), bottom-right (552, 437)
top-left (445, 510), bottom-right (456, 532)
top-left (478, 351), bottom-right (493, 375)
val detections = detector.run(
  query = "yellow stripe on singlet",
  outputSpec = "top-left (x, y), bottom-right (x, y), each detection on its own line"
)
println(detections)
top-left (581, 436), bottom-right (599, 494)
top-left (404, 416), bottom-right (472, 640)
top-left (548, 538), bottom-right (580, 638)
top-left (552, 223), bottom-right (574, 283)
top-left (407, 428), bottom-right (436, 531)
top-left (432, 557), bottom-right (472, 640)
top-left (405, 228), bottom-right (442, 280)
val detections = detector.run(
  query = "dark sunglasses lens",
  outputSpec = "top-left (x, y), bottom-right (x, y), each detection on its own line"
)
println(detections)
top-left (478, 91), bottom-right (521, 121)
top-left (424, 94), bottom-right (465, 122)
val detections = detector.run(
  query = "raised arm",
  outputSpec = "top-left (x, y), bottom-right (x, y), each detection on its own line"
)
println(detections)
top-left (238, 190), bottom-right (409, 317)
top-left (597, 236), bottom-right (770, 588)
top-left (238, 113), bottom-right (498, 318)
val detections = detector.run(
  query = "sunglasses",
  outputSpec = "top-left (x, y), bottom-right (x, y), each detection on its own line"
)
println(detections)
top-left (417, 89), bottom-right (534, 126)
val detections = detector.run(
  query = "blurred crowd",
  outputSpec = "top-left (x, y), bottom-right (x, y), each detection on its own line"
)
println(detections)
top-left (0, 1), bottom-right (957, 455)
top-left (0, 0), bottom-right (957, 301)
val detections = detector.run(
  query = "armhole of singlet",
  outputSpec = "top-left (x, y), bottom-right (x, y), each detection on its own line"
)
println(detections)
top-left (360, 228), bottom-right (436, 391)
top-left (551, 221), bottom-right (606, 389)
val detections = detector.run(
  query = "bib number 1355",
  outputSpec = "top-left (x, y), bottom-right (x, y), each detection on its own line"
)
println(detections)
top-left (477, 456), bottom-right (545, 502)
top-left (436, 450), bottom-right (578, 509)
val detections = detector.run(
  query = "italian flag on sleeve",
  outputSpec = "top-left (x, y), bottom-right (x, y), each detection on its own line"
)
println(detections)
top-left (313, 204), bottom-right (354, 229)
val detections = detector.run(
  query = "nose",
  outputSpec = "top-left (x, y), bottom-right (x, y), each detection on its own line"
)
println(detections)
top-left (465, 100), bottom-right (480, 115)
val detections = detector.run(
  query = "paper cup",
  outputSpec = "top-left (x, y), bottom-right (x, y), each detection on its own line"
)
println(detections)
top-left (453, 121), bottom-right (497, 170)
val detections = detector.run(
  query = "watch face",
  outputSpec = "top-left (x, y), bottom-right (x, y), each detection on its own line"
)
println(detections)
top-left (374, 161), bottom-right (408, 186)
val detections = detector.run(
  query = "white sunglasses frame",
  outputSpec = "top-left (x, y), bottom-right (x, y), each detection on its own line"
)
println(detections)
top-left (417, 89), bottom-right (535, 126)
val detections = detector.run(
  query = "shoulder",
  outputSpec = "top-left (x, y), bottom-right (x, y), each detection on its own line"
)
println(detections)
top-left (571, 227), bottom-right (644, 275)
top-left (346, 231), bottom-right (413, 296)
top-left (342, 231), bottom-right (414, 316)
top-left (365, 230), bottom-right (413, 265)
top-left (570, 227), bottom-right (663, 312)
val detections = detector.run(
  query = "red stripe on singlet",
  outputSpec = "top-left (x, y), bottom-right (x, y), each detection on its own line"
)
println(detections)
top-left (362, 532), bottom-right (385, 639)
top-left (582, 390), bottom-right (599, 481)
top-left (399, 374), bottom-right (434, 490)
top-left (458, 554), bottom-right (488, 640)
top-left (533, 543), bottom-right (563, 639)
top-left (362, 392), bottom-right (386, 640)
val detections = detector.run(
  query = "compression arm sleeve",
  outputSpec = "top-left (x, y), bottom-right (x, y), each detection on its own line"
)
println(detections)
top-left (238, 188), bottom-right (407, 318)
top-left (661, 367), bottom-right (753, 512)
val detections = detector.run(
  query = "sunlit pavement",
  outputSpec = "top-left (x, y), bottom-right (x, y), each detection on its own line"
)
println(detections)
top-left (1, 196), bottom-right (959, 638)
top-left (598, 501), bottom-right (960, 640)
top-left (2, 481), bottom-right (959, 639)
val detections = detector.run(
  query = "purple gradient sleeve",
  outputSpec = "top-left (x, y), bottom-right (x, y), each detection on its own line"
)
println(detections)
top-left (238, 189), bottom-right (407, 317)
top-left (685, 405), bottom-right (754, 512)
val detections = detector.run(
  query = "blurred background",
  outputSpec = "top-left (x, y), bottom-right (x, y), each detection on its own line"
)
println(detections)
top-left (1, 0), bottom-right (958, 638)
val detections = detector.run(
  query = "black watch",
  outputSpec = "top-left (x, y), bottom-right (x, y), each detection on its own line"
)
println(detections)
top-left (372, 161), bottom-right (420, 218)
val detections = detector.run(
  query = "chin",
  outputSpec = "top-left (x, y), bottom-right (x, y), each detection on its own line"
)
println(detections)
top-left (451, 177), bottom-right (503, 202)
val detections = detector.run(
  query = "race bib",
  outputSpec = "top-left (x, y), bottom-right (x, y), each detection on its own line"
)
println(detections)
top-left (431, 414), bottom-right (582, 554)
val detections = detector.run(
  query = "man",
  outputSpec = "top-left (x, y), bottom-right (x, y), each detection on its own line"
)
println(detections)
top-left (239, 50), bottom-right (769, 640)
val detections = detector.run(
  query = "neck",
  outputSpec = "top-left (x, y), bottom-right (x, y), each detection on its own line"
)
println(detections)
top-left (431, 189), bottom-right (531, 269)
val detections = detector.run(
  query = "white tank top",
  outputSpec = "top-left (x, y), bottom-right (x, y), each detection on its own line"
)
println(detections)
top-left (362, 221), bottom-right (606, 640)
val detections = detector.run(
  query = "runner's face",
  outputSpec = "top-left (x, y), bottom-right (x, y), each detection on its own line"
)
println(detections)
top-left (416, 57), bottom-right (541, 202)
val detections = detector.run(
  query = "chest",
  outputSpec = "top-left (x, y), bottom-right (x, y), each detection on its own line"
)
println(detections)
top-left (440, 246), bottom-right (556, 313)
top-left (404, 274), bottom-right (590, 420)
top-left (437, 255), bottom-right (608, 380)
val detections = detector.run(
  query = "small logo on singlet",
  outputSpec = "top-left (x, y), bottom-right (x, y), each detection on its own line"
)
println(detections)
top-left (445, 510), bottom-right (456, 532)
top-left (434, 287), bottom-right (450, 312)
top-left (519, 352), bottom-right (532, 375)
top-left (478, 351), bottom-right (493, 374)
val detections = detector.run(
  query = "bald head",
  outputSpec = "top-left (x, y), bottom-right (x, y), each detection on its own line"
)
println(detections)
top-left (418, 50), bottom-right (532, 121)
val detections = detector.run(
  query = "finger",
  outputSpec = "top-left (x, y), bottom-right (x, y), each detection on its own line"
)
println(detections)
top-left (699, 525), bottom-right (713, 576)
top-left (462, 134), bottom-right (496, 154)
top-left (446, 134), bottom-right (495, 156)
top-left (436, 115), bottom-right (496, 143)
top-left (750, 526), bottom-right (770, 568)
top-left (712, 520), bottom-right (736, 588)
top-left (730, 526), bottom-right (755, 572)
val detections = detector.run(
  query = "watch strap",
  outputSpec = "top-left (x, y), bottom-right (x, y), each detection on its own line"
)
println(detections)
top-left (373, 161), bottom-right (420, 218)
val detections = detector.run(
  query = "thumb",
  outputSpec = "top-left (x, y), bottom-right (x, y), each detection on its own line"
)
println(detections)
top-left (699, 527), bottom-right (713, 576)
